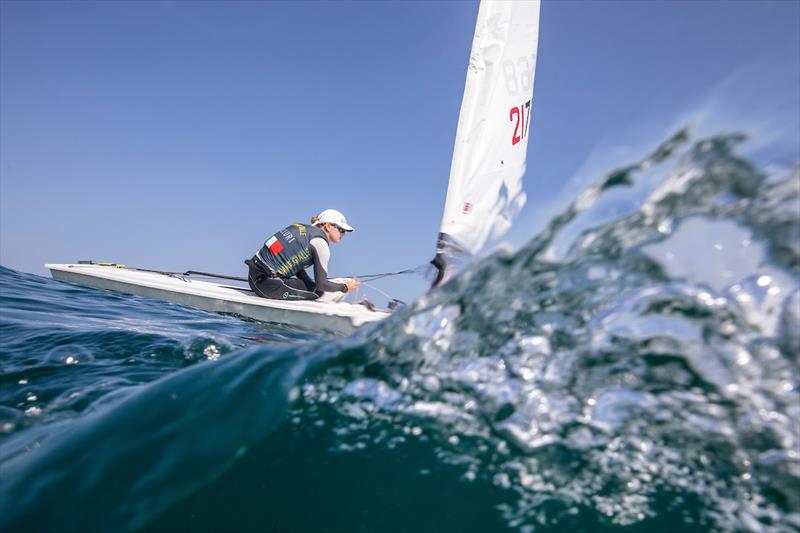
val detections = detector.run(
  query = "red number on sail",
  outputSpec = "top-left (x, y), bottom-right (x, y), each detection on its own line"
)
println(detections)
top-left (510, 106), bottom-right (521, 145)
top-left (510, 100), bottom-right (532, 146)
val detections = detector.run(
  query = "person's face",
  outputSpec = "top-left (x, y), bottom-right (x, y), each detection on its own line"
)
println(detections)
top-left (326, 223), bottom-right (345, 244)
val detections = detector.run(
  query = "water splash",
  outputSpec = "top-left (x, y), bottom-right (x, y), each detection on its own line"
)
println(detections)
top-left (305, 129), bottom-right (800, 531)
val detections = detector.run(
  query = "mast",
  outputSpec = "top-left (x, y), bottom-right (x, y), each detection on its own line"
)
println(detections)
top-left (432, 0), bottom-right (541, 286)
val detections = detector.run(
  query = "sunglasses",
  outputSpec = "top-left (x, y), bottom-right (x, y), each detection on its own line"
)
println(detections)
top-left (331, 224), bottom-right (346, 235)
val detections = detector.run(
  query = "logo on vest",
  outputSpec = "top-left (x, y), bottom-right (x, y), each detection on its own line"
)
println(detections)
top-left (280, 228), bottom-right (297, 244)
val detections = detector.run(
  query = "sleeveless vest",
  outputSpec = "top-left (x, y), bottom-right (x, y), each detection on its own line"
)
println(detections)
top-left (255, 223), bottom-right (328, 278)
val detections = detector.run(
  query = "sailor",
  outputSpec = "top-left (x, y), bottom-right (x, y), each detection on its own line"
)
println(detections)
top-left (245, 209), bottom-right (359, 301)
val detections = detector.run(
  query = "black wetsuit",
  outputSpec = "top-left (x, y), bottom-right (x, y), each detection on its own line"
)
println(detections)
top-left (245, 223), bottom-right (348, 301)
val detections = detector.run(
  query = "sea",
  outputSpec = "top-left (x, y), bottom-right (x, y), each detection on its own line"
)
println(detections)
top-left (1, 130), bottom-right (798, 532)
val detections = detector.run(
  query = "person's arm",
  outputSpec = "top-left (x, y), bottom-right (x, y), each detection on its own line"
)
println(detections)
top-left (296, 269), bottom-right (315, 291)
top-left (309, 238), bottom-right (348, 293)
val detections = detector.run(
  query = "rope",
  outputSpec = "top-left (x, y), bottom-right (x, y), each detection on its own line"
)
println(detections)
top-left (345, 264), bottom-right (425, 306)
top-left (359, 281), bottom-right (394, 302)
top-left (84, 263), bottom-right (249, 283)
top-left (85, 260), bottom-right (417, 304)
top-left (354, 265), bottom-right (426, 282)
top-left (182, 270), bottom-right (248, 282)
top-left (88, 260), bottom-right (422, 284)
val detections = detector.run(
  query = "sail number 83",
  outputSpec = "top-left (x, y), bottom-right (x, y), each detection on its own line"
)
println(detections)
top-left (510, 100), bottom-right (531, 146)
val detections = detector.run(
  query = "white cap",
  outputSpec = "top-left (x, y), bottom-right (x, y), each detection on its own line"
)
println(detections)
top-left (314, 209), bottom-right (354, 232)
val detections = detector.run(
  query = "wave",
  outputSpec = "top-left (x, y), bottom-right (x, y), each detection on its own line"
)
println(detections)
top-left (0, 129), bottom-right (798, 532)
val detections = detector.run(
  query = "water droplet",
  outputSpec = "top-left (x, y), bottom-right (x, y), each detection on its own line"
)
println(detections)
top-left (46, 345), bottom-right (94, 365)
top-left (203, 344), bottom-right (221, 361)
top-left (735, 348), bottom-right (752, 366)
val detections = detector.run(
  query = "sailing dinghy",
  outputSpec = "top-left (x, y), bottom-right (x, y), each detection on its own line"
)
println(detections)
top-left (46, 0), bottom-right (541, 333)
top-left (46, 263), bottom-right (388, 336)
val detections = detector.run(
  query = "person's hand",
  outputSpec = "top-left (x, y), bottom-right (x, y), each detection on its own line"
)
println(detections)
top-left (345, 278), bottom-right (360, 293)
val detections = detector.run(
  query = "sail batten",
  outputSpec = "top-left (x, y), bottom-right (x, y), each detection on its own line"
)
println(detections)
top-left (436, 0), bottom-right (541, 266)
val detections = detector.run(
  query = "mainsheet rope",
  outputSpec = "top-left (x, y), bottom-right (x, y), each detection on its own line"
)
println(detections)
top-left (353, 266), bottom-right (426, 282)
top-left (84, 261), bottom-right (424, 303)
top-left (181, 266), bottom-right (424, 284)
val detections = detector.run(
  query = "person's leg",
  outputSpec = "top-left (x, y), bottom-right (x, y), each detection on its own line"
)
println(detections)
top-left (250, 276), bottom-right (318, 301)
top-left (247, 263), bottom-right (272, 298)
top-left (273, 278), bottom-right (319, 300)
top-left (247, 261), bottom-right (319, 301)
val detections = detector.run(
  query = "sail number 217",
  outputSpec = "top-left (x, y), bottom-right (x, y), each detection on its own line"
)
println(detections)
top-left (510, 100), bottom-right (531, 146)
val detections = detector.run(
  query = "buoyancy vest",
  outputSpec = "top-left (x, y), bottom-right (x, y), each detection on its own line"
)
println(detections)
top-left (255, 223), bottom-right (329, 278)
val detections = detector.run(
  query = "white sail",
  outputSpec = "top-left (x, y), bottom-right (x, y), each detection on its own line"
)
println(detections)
top-left (437, 0), bottom-right (541, 257)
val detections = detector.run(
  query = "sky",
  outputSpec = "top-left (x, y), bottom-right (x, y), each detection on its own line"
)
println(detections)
top-left (1, 0), bottom-right (798, 305)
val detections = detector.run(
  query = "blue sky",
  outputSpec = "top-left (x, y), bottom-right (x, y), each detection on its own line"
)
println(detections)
top-left (1, 0), bottom-right (798, 304)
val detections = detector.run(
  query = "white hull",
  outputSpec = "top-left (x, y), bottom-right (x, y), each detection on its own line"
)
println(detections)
top-left (46, 264), bottom-right (389, 336)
